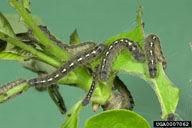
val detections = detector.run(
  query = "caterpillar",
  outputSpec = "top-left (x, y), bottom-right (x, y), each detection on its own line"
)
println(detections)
top-left (38, 25), bottom-right (96, 56)
top-left (99, 38), bottom-right (144, 82)
top-left (0, 79), bottom-right (26, 103)
top-left (82, 64), bottom-right (99, 106)
top-left (113, 76), bottom-right (134, 110)
top-left (144, 34), bottom-right (167, 78)
top-left (0, 79), bottom-right (26, 95)
top-left (28, 44), bottom-right (106, 87)
top-left (48, 84), bottom-right (66, 114)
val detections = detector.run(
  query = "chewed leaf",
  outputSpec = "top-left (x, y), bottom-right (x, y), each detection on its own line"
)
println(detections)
top-left (103, 6), bottom-right (180, 120)
top-left (70, 29), bottom-right (81, 45)
top-left (0, 52), bottom-right (28, 60)
top-left (85, 110), bottom-right (150, 128)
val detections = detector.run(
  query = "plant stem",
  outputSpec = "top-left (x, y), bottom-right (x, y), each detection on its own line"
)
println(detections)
top-left (8, 0), bottom-right (70, 60)
top-left (0, 31), bottom-right (61, 67)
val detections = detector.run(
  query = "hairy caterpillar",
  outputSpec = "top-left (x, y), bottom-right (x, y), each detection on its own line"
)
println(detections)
top-left (0, 79), bottom-right (26, 103)
top-left (48, 84), bottom-right (66, 114)
top-left (82, 64), bottom-right (99, 106)
top-left (113, 76), bottom-right (134, 110)
top-left (144, 34), bottom-right (167, 78)
top-left (28, 44), bottom-right (106, 87)
top-left (99, 38), bottom-right (144, 82)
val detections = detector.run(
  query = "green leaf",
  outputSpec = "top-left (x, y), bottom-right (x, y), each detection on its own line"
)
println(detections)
top-left (0, 12), bottom-right (16, 50)
top-left (62, 100), bottom-right (84, 128)
top-left (70, 29), bottom-right (81, 45)
top-left (103, 6), bottom-right (180, 120)
top-left (85, 110), bottom-right (150, 128)
top-left (0, 12), bottom-right (15, 37)
top-left (0, 52), bottom-right (28, 60)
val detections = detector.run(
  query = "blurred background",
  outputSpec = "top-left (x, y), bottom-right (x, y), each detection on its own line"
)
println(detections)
top-left (0, 0), bottom-right (192, 128)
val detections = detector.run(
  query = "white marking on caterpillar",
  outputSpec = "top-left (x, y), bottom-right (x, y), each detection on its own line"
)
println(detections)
top-left (77, 57), bottom-right (83, 62)
top-left (85, 54), bottom-right (90, 57)
top-left (47, 78), bottom-right (53, 82)
top-left (109, 45), bottom-right (113, 49)
top-left (91, 50), bottom-right (96, 54)
top-left (105, 51), bottom-right (109, 56)
top-left (128, 42), bottom-right (132, 46)
top-left (54, 74), bottom-right (60, 78)
top-left (69, 63), bottom-right (74, 67)
top-left (61, 68), bottom-right (67, 73)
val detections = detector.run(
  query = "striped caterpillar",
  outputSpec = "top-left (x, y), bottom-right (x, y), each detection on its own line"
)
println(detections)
top-left (0, 79), bottom-right (26, 103)
top-left (144, 34), bottom-right (167, 78)
top-left (113, 76), bottom-right (134, 110)
top-left (28, 44), bottom-right (106, 87)
top-left (82, 64), bottom-right (99, 106)
top-left (99, 38), bottom-right (145, 82)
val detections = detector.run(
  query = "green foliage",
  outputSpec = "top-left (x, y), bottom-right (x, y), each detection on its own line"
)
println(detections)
top-left (85, 110), bottom-right (150, 128)
top-left (70, 29), bottom-right (81, 45)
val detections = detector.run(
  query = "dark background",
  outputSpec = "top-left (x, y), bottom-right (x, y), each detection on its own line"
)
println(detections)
top-left (0, 0), bottom-right (192, 128)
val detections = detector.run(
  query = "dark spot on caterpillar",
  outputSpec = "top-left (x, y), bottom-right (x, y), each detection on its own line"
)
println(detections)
top-left (67, 114), bottom-right (71, 117)
top-left (82, 64), bottom-right (99, 106)
top-left (99, 38), bottom-right (144, 82)
top-left (28, 44), bottom-right (106, 87)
